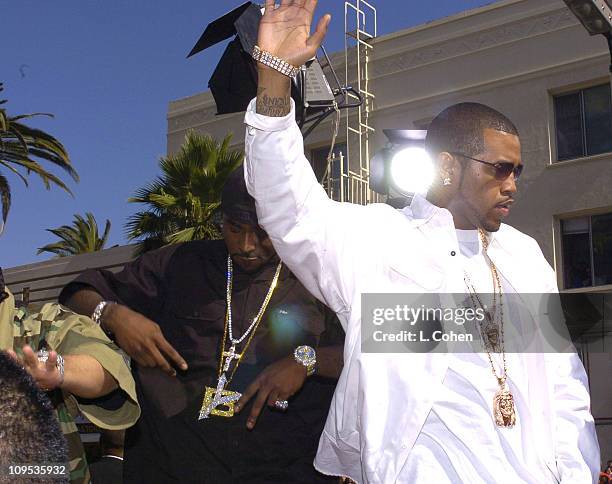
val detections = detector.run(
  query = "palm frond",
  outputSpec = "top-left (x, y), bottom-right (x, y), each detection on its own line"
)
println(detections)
top-left (0, 174), bottom-right (11, 224)
top-left (126, 131), bottom-right (241, 252)
top-left (0, 83), bottom-right (79, 220)
top-left (38, 212), bottom-right (111, 257)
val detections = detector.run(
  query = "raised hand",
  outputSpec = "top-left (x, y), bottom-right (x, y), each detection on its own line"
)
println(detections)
top-left (256, 0), bottom-right (331, 117)
top-left (258, 0), bottom-right (331, 67)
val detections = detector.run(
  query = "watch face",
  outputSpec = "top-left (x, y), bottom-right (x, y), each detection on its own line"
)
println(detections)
top-left (295, 345), bottom-right (316, 364)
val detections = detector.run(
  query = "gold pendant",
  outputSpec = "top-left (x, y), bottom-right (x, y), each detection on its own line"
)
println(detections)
top-left (198, 374), bottom-right (241, 420)
top-left (493, 386), bottom-right (516, 428)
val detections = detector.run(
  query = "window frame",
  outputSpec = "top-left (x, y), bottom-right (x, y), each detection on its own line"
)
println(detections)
top-left (555, 207), bottom-right (612, 291)
top-left (550, 80), bottom-right (612, 164)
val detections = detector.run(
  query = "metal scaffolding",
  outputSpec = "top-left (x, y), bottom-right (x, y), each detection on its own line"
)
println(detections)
top-left (325, 0), bottom-right (377, 205)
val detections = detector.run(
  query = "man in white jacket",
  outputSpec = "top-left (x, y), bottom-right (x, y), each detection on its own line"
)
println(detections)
top-left (244, 1), bottom-right (600, 482)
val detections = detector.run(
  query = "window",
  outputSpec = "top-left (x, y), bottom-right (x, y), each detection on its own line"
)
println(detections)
top-left (561, 212), bottom-right (612, 289)
top-left (554, 83), bottom-right (612, 161)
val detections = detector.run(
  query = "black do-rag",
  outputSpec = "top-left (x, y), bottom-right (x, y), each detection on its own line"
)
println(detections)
top-left (221, 164), bottom-right (258, 226)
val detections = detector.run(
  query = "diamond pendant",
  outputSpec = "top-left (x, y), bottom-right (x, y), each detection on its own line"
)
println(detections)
top-left (493, 386), bottom-right (516, 428)
top-left (198, 374), bottom-right (242, 420)
top-left (222, 344), bottom-right (241, 372)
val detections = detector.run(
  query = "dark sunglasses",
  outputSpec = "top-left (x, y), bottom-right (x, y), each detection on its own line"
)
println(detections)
top-left (449, 152), bottom-right (523, 181)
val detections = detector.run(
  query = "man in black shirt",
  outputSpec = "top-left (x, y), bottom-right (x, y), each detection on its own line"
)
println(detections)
top-left (59, 166), bottom-right (344, 483)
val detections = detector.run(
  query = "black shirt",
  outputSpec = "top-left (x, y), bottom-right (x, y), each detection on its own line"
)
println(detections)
top-left (60, 240), bottom-right (343, 483)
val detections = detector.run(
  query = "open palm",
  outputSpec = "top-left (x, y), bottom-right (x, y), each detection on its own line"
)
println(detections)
top-left (258, 0), bottom-right (330, 66)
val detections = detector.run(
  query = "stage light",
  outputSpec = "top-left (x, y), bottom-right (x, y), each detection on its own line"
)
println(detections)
top-left (188, 2), bottom-right (335, 117)
top-left (562, 0), bottom-right (612, 89)
top-left (369, 129), bottom-right (433, 205)
top-left (562, 0), bottom-right (612, 35)
top-left (389, 147), bottom-right (434, 196)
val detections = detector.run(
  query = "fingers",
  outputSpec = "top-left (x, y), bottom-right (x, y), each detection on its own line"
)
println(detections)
top-left (5, 349), bottom-right (19, 362)
top-left (246, 386), bottom-right (271, 430)
top-left (304, 0), bottom-right (318, 12)
top-left (148, 345), bottom-right (176, 376)
top-left (306, 13), bottom-right (331, 49)
top-left (235, 380), bottom-right (259, 414)
top-left (137, 334), bottom-right (188, 375)
top-left (263, 0), bottom-right (275, 14)
top-left (21, 345), bottom-right (39, 368)
top-left (237, 383), bottom-right (290, 429)
top-left (156, 336), bottom-right (188, 372)
top-left (120, 314), bottom-right (188, 374)
top-left (45, 351), bottom-right (58, 372)
top-left (267, 389), bottom-right (281, 408)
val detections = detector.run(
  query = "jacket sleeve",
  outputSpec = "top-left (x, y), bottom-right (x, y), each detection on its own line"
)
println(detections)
top-left (59, 243), bottom-right (180, 320)
top-left (546, 351), bottom-right (600, 483)
top-left (531, 238), bottom-right (601, 482)
top-left (244, 98), bottom-right (383, 326)
top-left (26, 303), bottom-right (140, 430)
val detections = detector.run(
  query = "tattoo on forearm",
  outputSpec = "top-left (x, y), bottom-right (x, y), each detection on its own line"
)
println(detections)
top-left (256, 89), bottom-right (290, 117)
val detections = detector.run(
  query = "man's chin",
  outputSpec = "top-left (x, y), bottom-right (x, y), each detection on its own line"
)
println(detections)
top-left (482, 219), bottom-right (502, 232)
top-left (232, 255), bottom-right (268, 273)
top-left (234, 261), bottom-right (262, 273)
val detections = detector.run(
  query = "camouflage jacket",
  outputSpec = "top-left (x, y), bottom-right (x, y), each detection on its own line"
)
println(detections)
top-left (0, 290), bottom-right (140, 484)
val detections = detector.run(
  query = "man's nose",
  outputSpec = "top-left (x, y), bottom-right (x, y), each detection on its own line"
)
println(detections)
top-left (501, 172), bottom-right (518, 195)
top-left (240, 231), bottom-right (257, 253)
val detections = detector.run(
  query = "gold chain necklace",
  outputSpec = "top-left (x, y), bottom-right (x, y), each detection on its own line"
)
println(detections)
top-left (198, 257), bottom-right (283, 420)
top-left (463, 229), bottom-right (516, 428)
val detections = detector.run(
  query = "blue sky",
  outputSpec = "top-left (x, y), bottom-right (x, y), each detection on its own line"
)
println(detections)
top-left (2, 0), bottom-right (492, 268)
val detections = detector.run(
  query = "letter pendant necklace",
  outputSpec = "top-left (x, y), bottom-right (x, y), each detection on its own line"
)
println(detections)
top-left (464, 229), bottom-right (516, 428)
top-left (198, 257), bottom-right (282, 420)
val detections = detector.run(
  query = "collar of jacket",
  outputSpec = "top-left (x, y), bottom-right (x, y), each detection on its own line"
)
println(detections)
top-left (404, 193), bottom-right (497, 245)
top-left (400, 194), bottom-right (541, 292)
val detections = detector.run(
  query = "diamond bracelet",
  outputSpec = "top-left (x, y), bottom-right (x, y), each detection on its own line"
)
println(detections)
top-left (37, 349), bottom-right (65, 386)
top-left (252, 45), bottom-right (300, 79)
top-left (92, 300), bottom-right (116, 337)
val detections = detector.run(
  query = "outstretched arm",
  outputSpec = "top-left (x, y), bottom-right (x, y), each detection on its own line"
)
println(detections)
top-left (7, 345), bottom-right (117, 398)
top-left (246, 0), bottom-right (382, 321)
top-left (60, 245), bottom-right (189, 376)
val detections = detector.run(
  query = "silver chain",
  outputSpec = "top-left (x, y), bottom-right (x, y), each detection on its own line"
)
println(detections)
top-left (226, 256), bottom-right (283, 346)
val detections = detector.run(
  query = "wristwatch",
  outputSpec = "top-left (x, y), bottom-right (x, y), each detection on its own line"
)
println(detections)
top-left (293, 345), bottom-right (317, 377)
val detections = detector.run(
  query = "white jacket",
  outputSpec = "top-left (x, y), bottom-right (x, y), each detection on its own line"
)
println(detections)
top-left (244, 99), bottom-right (600, 483)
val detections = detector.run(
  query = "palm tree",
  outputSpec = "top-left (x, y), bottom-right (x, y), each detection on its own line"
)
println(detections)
top-left (37, 212), bottom-right (111, 257)
top-left (125, 130), bottom-right (243, 254)
top-left (0, 82), bottom-right (78, 223)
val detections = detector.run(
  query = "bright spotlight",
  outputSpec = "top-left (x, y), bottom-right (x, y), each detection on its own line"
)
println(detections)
top-left (369, 129), bottom-right (432, 206)
top-left (389, 147), bottom-right (434, 196)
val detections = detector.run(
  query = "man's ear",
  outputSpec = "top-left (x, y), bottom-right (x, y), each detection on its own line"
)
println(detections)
top-left (437, 152), bottom-right (459, 184)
